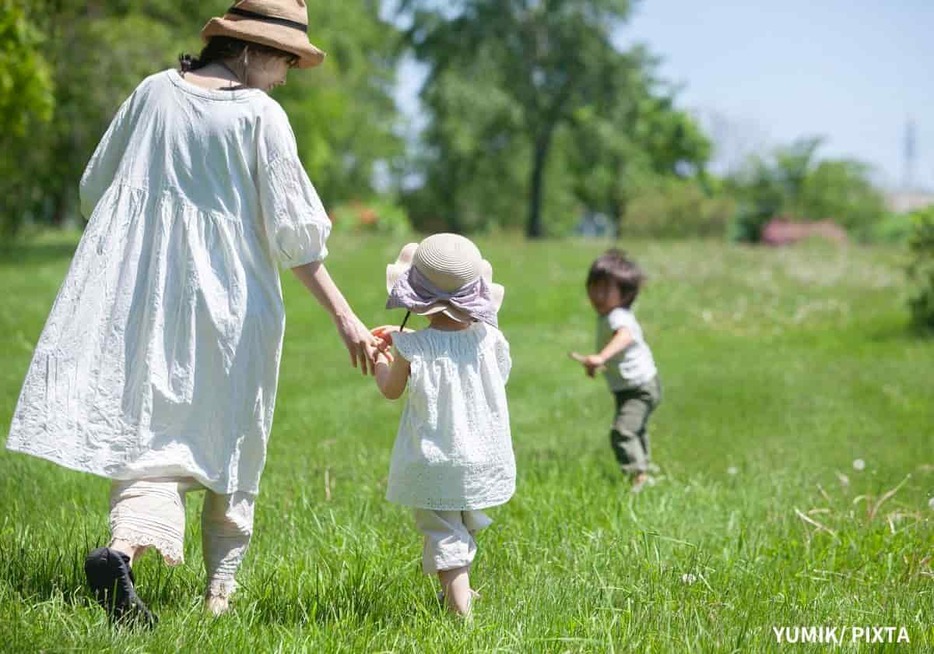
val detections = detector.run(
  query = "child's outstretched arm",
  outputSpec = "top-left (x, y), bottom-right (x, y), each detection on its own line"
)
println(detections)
top-left (375, 349), bottom-right (410, 399)
top-left (570, 328), bottom-right (634, 378)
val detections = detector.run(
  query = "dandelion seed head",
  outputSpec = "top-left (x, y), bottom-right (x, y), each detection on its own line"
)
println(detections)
top-left (928, 497), bottom-right (934, 511)
top-left (681, 573), bottom-right (697, 584)
top-left (727, 466), bottom-right (739, 476)
top-left (852, 458), bottom-right (866, 471)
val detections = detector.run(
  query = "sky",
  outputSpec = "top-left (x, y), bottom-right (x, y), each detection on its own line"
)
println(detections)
top-left (390, 1), bottom-right (934, 192)
top-left (617, 0), bottom-right (934, 190)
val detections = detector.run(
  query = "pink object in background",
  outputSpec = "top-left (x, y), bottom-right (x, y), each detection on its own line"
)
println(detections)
top-left (760, 217), bottom-right (848, 246)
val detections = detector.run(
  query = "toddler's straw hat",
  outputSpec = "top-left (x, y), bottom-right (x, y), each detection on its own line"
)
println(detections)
top-left (386, 234), bottom-right (504, 326)
top-left (201, 1), bottom-right (325, 69)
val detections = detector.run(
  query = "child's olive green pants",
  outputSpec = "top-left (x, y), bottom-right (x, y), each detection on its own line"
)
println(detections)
top-left (610, 376), bottom-right (661, 475)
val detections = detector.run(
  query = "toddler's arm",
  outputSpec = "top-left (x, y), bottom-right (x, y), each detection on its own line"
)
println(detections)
top-left (375, 349), bottom-right (410, 399)
top-left (571, 327), bottom-right (633, 378)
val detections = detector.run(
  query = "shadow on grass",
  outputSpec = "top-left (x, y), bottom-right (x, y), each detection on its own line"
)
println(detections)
top-left (865, 320), bottom-right (934, 344)
top-left (0, 540), bottom-right (92, 606)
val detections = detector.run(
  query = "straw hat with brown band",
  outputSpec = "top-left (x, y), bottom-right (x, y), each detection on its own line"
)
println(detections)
top-left (201, 1), bottom-right (326, 69)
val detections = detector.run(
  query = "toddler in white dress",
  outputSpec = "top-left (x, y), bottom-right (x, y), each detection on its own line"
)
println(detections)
top-left (372, 234), bottom-right (515, 616)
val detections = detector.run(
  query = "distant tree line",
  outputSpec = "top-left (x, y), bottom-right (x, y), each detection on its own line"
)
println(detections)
top-left (1, 0), bottom-right (890, 241)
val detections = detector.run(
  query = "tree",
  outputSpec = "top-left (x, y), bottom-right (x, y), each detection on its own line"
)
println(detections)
top-left (0, 1), bottom-right (403, 237)
top-left (727, 137), bottom-right (886, 242)
top-left (274, 1), bottom-right (403, 203)
top-left (0, 0), bottom-right (54, 235)
top-left (565, 45), bottom-right (710, 233)
top-left (401, 0), bottom-right (637, 238)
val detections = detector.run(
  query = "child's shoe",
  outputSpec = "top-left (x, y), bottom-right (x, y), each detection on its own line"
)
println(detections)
top-left (84, 547), bottom-right (157, 628)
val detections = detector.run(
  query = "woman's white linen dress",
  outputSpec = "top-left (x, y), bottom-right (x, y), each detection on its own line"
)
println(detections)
top-left (5, 69), bottom-right (331, 494)
top-left (387, 323), bottom-right (516, 510)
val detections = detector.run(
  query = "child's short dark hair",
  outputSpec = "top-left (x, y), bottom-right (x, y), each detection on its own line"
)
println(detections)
top-left (586, 249), bottom-right (645, 308)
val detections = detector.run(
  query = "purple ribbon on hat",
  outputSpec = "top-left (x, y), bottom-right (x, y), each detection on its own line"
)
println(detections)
top-left (386, 265), bottom-right (499, 328)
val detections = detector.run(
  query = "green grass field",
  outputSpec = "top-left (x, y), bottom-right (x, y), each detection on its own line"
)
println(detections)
top-left (1, 233), bottom-right (931, 652)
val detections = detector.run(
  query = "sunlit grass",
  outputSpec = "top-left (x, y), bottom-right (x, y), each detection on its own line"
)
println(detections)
top-left (1, 234), bottom-right (931, 652)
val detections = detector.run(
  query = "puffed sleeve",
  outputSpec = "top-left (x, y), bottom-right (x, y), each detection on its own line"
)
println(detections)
top-left (392, 330), bottom-right (420, 386)
top-left (391, 330), bottom-right (417, 361)
top-left (492, 329), bottom-right (512, 383)
top-left (256, 103), bottom-right (331, 268)
top-left (78, 91), bottom-right (135, 218)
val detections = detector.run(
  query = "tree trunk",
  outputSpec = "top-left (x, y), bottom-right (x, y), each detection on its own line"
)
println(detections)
top-left (526, 133), bottom-right (552, 239)
top-left (609, 196), bottom-right (625, 240)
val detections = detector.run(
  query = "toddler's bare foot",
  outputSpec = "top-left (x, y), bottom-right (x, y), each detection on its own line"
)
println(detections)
top-left (438, 566), bottom-right (474, 616)
top-left (630, 472), bottom-right (649, 493)
top-left (204, 583), bottom-right (234, 616)
top-left (204, 593), bottom-right (230, 616)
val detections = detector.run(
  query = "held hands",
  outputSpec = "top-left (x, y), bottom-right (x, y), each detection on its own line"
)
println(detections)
top-left (333, 312), bottom-right (389, 376)
top-left (569, 351), bottom-right (606, 378)
top-left (370, 326), bottom-right (395, 365)
top-left (371, 324), bottom-right (414, 348)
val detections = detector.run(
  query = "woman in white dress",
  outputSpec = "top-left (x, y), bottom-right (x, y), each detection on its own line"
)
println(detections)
top-left (4, 0), bottom-right (382, 625)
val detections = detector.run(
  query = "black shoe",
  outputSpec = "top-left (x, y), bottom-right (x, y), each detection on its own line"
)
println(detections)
top-left (84, 547), bottom-right (157, 628)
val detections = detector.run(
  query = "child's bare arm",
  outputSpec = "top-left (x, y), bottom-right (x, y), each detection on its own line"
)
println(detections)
top-left (375, 350), bottom-right (410, 399)
top-left (597, 327), bottom-right (634, 362)
top-left (570, 328), bottom-right (634, 378)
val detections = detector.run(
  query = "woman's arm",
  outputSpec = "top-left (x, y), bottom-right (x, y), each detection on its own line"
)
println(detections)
top-left (290, 261), bottom-right (381, 375)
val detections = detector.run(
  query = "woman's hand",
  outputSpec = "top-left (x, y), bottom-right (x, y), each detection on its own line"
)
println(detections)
top-left (334, 311), bottom-right (384, 376)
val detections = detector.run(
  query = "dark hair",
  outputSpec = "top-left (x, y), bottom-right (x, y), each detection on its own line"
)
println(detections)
top-left (586, 249), bottom-right (645, 308)
top-left (179, 36), bottom-right (296, 73)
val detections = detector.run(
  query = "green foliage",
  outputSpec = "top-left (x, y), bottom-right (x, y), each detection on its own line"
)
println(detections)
top-left (330, 198), bottom-right (412, 237)
top-left (401, 0), bottom-right (709, 238)
top-left (0, 1), bottom-right (53, 136)
top-left (907, 206), bottom-right (934, 331)
top-left (727, 137), bottom-right (886, 242)
top-left (871, 211), bottom-right (915, 244)
top-left (0, 1), bottom-right (54, 236)
top-left (800, 159), bottom-right (887, 239)
top-left (274, 2), bottom-right (403, 203)
top-left (566, 47), bottom-right (711, 232)
top-left (623, 177), bottom-right (736, 239)
top-left (401, 49), bottom-right (530, 234)
top-left (0, 1), bottom-right (402, 238)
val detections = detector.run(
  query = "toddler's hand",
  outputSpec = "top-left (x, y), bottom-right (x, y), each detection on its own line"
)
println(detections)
top-left (372, 325), bottom-right (398, 346)
top-left (372, 324), bottom-right (414, 347)
top-left (569, 351), bottom-right (605, 378)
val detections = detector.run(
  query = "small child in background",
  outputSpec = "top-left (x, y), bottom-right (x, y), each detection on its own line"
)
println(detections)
top-left (571, 249), bottom-right (661, 492)
top-left (371, 233), bottom-right (515, 617)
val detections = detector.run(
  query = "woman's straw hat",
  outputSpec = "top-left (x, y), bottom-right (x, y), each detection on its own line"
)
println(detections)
top-left (386, 234), bottom-right (504, 324)
top-left (201, 1), bottom-right (325, 69)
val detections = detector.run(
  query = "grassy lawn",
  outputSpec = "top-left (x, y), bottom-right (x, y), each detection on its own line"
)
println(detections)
top-left (0, 232), bottom-right (931, 652)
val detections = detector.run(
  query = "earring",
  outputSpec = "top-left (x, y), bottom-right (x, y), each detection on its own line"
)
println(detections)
top-left (240, 49), bottom-right (250, 85)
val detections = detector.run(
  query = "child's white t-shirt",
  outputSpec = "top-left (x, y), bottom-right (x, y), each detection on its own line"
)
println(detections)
top-left (387, 323), bottom-right (515, 511)
top-left (597, 307), bottom-right (658, 391)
